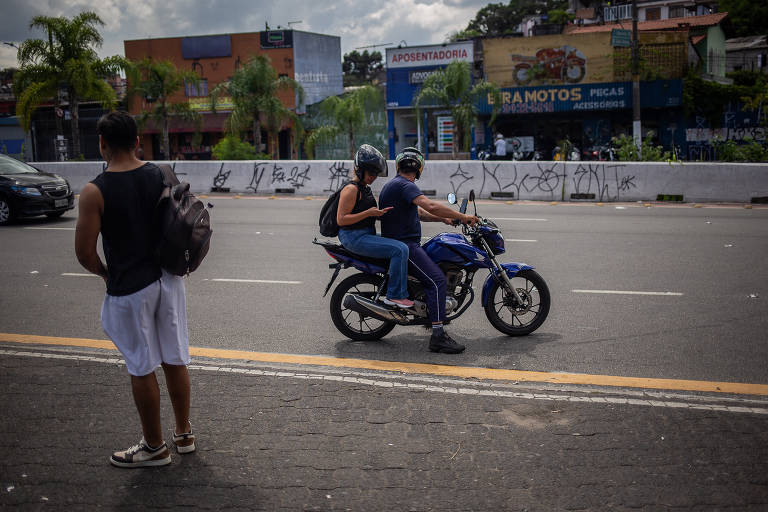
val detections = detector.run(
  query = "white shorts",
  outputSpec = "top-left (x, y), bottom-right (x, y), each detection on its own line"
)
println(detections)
top-left (101, 269), bottom-right (189, 376)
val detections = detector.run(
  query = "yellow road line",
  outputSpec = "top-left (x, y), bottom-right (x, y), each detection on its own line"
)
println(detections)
top-left (2, 332), bottom-right (767, 396)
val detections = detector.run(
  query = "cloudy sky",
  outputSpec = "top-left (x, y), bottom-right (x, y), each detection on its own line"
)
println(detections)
top-left (0, 0), bottom-right (489, 69)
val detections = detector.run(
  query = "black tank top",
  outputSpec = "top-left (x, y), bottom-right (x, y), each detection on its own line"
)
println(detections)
top-left (341, 182), bottom-right (377, 231)
top-left (91, 163), bottom-right (164, 296)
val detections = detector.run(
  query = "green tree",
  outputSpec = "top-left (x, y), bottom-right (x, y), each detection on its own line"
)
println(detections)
top-left (212, 134), bottom-right (262, 160)
top-left (718, 0), bottom-right (768, 38)
top-left (413, 61), bottom-right (501, 158)
top-left (464, 0), bottom-right (568, 37)
top-left (342, 50), bottom-right (383, 86)
top-left (305, 85), bottom-right (382, 159)
top-left (212, 55), bottom-right (304, 158)
top-left (125, 57), bottom-right (201, 160)
top-left (14, 12), bottom-right (123, 158)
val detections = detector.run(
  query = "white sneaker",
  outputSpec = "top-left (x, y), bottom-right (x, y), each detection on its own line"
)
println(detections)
top-left (382, 297), bottom-right (415, 308)
top-left (172, 421), bottom-right (196, 454)
top-left (110, 437), bottom-right (171, 468)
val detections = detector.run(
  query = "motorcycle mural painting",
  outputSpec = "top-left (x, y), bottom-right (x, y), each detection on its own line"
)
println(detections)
top-left (314, 190), bottom-right (551, 341)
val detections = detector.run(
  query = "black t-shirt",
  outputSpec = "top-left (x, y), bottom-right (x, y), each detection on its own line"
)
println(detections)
top-left (340, 181), bottom-right (377, 231)
top-left (91, 162), bottom-right (164, 296)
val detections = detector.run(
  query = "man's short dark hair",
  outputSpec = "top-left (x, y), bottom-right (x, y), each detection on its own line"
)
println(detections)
top-left (96, 111), bottom-right (138, 153)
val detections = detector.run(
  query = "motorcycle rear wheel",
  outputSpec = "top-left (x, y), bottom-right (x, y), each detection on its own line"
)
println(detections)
top-left (330, 273), bottom-right (397, 341)
top-left (484, 269), bottom-right (550, 336)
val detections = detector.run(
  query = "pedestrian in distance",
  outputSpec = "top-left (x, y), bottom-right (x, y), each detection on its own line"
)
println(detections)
top-left (337, 144), bottom-right (413, 309)
top-left (379, 147), bottom-right (479, 354)
top-left (493, 133), bottom-right (507, 160)
top-left (75, 111), bottom-right (195, 468)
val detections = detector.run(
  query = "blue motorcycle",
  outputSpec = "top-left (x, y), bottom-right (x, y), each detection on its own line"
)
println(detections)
top-left (314, 190), bottom-right (550, 341)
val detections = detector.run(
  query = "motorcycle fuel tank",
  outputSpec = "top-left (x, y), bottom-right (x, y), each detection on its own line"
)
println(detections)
top-left (423, 233), bottom-right (492, 268)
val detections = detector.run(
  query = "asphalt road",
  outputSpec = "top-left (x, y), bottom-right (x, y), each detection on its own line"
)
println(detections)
top-left (2, 196), bottom-right (767, 386)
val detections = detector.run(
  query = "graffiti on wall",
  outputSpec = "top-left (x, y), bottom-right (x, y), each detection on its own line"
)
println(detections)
top-left (325, 161), bottom-right (351, 192)
top-left (572, 163), bottom-right (635, 202)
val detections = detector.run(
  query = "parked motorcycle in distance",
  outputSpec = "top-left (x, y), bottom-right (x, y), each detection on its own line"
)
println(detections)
top-left (314, 190), bottom-right (551, 341)
top-left (582, 145), bottom-right (617, 161)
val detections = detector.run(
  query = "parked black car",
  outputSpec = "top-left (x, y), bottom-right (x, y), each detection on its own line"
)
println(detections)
top-left (0, 154), bottom-right (75, 225)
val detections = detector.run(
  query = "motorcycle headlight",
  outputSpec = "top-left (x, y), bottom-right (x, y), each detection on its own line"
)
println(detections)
top-left (10, 185), bottom-right (42, 197)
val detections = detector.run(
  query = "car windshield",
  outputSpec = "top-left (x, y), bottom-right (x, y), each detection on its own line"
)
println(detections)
top-left (0, 155), bottom-right (38, 175)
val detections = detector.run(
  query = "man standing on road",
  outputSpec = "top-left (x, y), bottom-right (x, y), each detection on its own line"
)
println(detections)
top-left (379, 147), bottom-right (478, 354)
top-left (75, 111), bottom-right (195, 468)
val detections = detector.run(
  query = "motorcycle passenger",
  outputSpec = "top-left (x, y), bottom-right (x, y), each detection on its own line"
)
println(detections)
top-left (379, 147), bottom-right (479, 354)
top-left (337, 144), bottom-right (414, 309)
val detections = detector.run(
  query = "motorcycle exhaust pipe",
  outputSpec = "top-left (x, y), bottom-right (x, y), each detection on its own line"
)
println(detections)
top-left (343, 294), bottom-right (408, 324)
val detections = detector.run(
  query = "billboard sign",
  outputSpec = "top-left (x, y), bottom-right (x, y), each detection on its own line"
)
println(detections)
top-left (387, 41), bottom-right (473, 69)
top-left (260, 30), bottom-right (293, 49)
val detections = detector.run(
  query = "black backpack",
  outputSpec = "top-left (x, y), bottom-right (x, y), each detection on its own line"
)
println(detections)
top-left (154, 164), bottom-right (212, 276)
top-left (319, 181), bottom-right (362, 237)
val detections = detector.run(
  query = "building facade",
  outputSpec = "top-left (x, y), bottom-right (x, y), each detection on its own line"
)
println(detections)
top-left (124, 29), bottom-right (342, 160)
top-left (385, 41), bottom-right (475, 159)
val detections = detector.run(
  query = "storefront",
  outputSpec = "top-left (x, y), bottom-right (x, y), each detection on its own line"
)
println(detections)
top-left (477, 80), bottom-right (686, 158)
top-left (385, 41), bottom-right (474, 159)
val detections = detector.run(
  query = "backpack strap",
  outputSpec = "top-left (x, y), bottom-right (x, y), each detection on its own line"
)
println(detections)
top-left (157, 163), bottom-right (180, 187)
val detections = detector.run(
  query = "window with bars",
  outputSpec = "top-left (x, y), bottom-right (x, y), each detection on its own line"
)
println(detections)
top-left (669, 6), bottom-right (687, 18)
top-left (184, 79), bottom-right (208, 97)
top-left (604, 4), bottom-right (633, 21)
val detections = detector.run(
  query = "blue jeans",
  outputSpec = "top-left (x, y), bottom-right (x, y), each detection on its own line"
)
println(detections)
top-left (338, 227), bottom-right (410, 300)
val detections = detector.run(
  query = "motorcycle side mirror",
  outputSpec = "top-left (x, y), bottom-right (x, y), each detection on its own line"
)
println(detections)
top-left (469, 190), bottom-right (475, 202)
top-left (447, 193), bottom-right (457, 205)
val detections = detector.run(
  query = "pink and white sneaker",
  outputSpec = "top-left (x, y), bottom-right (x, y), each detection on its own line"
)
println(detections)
top-left (382, 297), bottom-right (415, 308)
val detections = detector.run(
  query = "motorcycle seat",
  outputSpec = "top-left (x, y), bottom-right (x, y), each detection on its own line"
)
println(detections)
top-left (312, 239), bottom-right (390, 268)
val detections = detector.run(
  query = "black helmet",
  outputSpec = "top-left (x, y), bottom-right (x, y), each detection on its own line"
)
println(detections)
top-left (395, 147), bottom-right (425, 179)
top-left (354, 144), bottom-right (387, 181)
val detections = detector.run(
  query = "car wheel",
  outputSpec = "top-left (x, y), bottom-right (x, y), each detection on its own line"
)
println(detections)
top-left (0, 197), bottom-right (13, 225)
top-left (46, 211), bottom-right (66, 219)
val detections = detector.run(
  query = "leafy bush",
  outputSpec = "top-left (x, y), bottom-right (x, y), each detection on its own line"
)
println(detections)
top-left (611, 132), bottom-right (671, 161)
top-left (713, 137), bottom-right (768, 162)
top-left (211, 135), bottom-right (265, 160)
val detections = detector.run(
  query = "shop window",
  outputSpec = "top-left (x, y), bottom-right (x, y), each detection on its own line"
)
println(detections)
top-left (184, 79), bottom-right (208, 97)
top-left (645, 7), bottom-right (661, 21)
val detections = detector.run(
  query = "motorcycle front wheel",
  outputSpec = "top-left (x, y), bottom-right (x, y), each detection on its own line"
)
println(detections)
top-left (484, 269), bottom-right (550, 336)
top-left (330, 273), bottom-right (397, 341)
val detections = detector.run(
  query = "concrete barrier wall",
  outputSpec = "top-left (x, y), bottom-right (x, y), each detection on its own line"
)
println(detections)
top-left (31, 159), bottom-right (768, 202)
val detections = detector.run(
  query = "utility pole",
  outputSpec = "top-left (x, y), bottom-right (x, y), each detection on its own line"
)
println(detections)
top-left (631, 0), bottom-right (642, 156)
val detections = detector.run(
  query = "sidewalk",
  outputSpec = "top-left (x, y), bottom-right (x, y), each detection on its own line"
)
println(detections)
top-left (1, 345), bottom-right (767, 511)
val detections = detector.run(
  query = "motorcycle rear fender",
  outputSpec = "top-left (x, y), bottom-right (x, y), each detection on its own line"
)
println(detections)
top-left (481, 262), bottom-right (535, 307)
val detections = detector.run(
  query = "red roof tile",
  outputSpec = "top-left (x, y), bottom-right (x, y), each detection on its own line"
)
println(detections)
top-left (563, 12), bottom-right (728, 35)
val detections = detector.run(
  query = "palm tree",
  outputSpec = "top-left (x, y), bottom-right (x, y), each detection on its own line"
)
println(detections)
top-left (260, 95), bottom-right (304, 159)
top-left (414, 60), bottom-right (501, 158)
top-left (14, 12), bottom-right (124, 158)
top-left (305, 85), bottom-right (382, 159)
top-left (126, 58), bottom-right (201, 160)
top-left (213, 55), bottom-right (304, 157)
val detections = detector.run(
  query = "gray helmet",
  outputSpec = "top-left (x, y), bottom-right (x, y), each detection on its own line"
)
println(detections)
top-left (354, 144), bottom-right (387, 180)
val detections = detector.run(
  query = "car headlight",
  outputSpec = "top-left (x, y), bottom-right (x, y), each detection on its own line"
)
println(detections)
top-left (10, 185), bottom-right (42, 196)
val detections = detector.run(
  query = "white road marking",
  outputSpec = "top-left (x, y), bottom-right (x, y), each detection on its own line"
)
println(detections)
top-left (23, 227), bottom-right (75, 231)
top-left (1, 347), bottom-right (765, 415)
top-left (572, 289), bottom-right (684, 296)
top-left (505, 239), bottom-right (538, 243)
top-left (61, 273), bottom-right (99, 277)
top-left (491, 217), bottom-right (548, 221)
top-left (206, 278), bottom-right (303, 284)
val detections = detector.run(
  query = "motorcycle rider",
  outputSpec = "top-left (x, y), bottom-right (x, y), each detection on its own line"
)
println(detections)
top-left (379, 147), bottom-right (479, 354)
top-left (337, 144), bottom-right (414, 309)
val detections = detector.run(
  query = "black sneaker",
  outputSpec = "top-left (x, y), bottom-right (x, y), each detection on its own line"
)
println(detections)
top-left (429, 331), bottom-right (465, 354)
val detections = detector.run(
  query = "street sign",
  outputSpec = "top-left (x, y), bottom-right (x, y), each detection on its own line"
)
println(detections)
top-left (612, 29), bottom-right (632, 48)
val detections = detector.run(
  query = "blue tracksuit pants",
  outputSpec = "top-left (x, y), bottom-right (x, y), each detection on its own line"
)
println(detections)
top-left (405, 242), bottom-right (446, 324)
